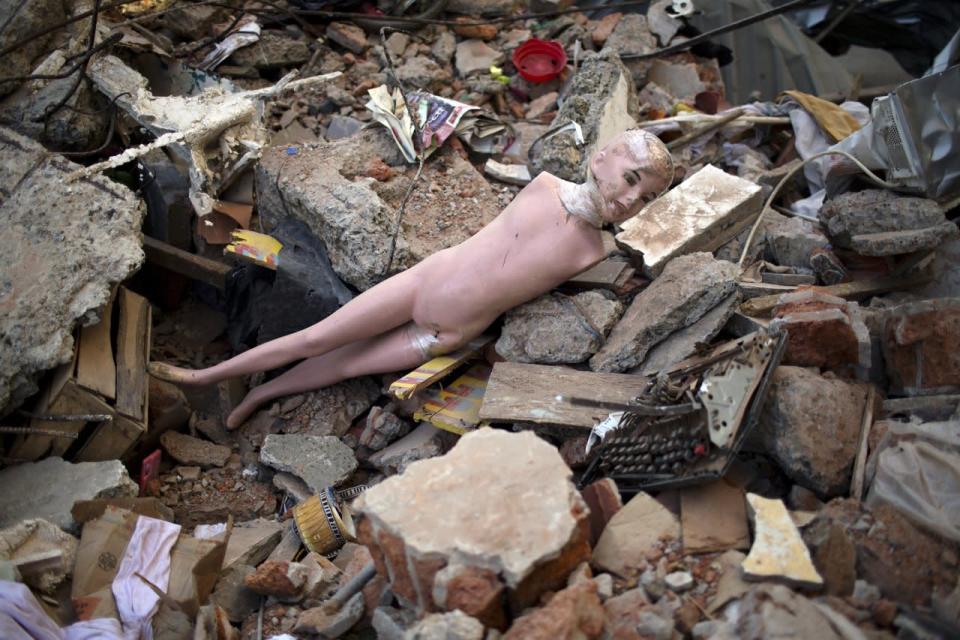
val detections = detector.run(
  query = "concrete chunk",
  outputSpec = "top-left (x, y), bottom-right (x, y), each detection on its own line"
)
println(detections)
top-left (259, 434), bottom-right (358, 492)
top-left (0, 458), bottom-right (137, 532)
top-left (0, 126), bottom-right (144, 413)
top-left (883, 298), bottom-right (960, 396)
top-left (355, 429), bottom-right (590, 617)
top-left (616, 165), bottom-right (762, 278)
top-left (590, 253), bottom-right (739, 373)
top-left (592, 492), bottom-right (679, 578)
top-left (742, 494), bottom-right (823, 588)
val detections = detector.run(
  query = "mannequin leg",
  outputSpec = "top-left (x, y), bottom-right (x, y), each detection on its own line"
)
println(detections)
top-left (225, 323), bottom-right (428, 428)
top-left (150, 267), bottom-right (422, 386)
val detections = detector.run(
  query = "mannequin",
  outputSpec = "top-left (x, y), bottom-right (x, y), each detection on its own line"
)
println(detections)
top-left (150, 129), bottom-right (674, 428)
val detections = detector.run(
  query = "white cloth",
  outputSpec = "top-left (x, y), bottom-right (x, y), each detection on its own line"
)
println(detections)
top-left (111, 516), bottom-right (181, 640)
top-left (0, 580), bottom-right (124, 640)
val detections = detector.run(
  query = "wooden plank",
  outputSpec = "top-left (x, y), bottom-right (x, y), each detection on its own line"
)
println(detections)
top-left (9, 354), bottom-right (79, 461)
top-left (142, 234), bottom-right (231, 289)
top-left (680, 480), bottom-right (750, 553)
top-left (851, 386), bottom-right (877, 502)
top-left (72, 386), bottom-right (145, 462)
top-left (414, 363), bottom-right (492, 435)
top-left (75, 295), bottom-right (116, 400)
top-left (115, 288), bottom-right (149, 422)
top-left (478, 362), bottom-right (652, 429)
top-left (738, 281), bottom-right (796, 300)
top-left (389, 336), bottom-right (493, 400)
top-left (881, 394), bottom-right (960, 422)
top-left (740, 268), bottom-right (935, 317)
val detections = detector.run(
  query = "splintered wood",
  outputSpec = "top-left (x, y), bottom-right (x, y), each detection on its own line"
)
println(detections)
top-left (389, 337), bottom-right (492, 400)
top-left (479, 362), bottom-right (651, 429)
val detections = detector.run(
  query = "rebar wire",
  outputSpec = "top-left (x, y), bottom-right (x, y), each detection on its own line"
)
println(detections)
top-left (0, 426), bottom-right (79, 439)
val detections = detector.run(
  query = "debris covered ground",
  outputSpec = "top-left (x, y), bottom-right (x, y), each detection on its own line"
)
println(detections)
top-left (1, 0), bottom-right (960, 638)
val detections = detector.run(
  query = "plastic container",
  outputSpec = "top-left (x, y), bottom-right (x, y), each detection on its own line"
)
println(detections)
top-left (512, 39), bottom-right (567, 84)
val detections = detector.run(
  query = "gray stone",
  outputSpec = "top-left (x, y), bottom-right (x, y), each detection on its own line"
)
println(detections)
top-left (601, 14), bottom-right (657, 87)
top-left (386, 32), bottom-right (410, 58)
top-left (397, 56), bottom-right (451, 92)
top-left (325, 115), bottom-right (364, 141)
top-left (0, 458), bottom-right (137, 532)
top-left (634, 292), bottom-right (739, 375)
top-left (647, 60), bottom-right (705, 103)
top-left (764, 213), bottom-right (828, 269)
top-left (590, 253), bottom-right (739, 373)
top-left (647, 0), bottom-right (683, 45)
top-left (260, 435), bottom-right (358, 492)
top-left (295, 591), bottom-right (364, 637)
top-left (160, 431), bottom-right (231, 468)
top-left (368, 423), bottom-right (449, 476)
top-left (730, 585), bottom-right (843, 640)
top-left (228, 30), bottom-right (310, 69)
top-left (281, 377), bottom-right (380, 438)
top-left (616, 165), bottom-right (763, 279)
top-left (446, 0), bottom-right (515, 16)
top-left (455, 39), bottom-right (504, 77)
top-left (0, 519), bottom-right (77, 593)
top-left (373, 606), bottom-right (416, 640)
top-left (360, 406), bottom-right (413, 451)
top-left (0, 0), bottom-right (66, 98)
top-left (431, 31), bottom-right (457, 64)
top-left (496, 291), bottom-right (624, 364)
top-left (759, 367), bottom-right (868, 498)
top-left (210, 564), bottom-right (259, 623)
top-left (0, 126), bottom-right (144, 413)
top-left (535, 51), bottom-right (639, 182)
top-left (665, 571), bottom-right (694, 593)
top-left (222, 519), bottom-right (284, 571)
top-left (405, 610), bottom-right (484, 639)
top-left (821, 189), bottom-right (957, 256)
top-left (636, 610), bottom-right (675, 640)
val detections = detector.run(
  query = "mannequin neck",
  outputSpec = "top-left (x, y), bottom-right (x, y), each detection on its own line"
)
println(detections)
top-left (557, 176), bottom-right (604, 229)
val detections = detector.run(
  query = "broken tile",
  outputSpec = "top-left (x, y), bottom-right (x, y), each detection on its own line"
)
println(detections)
top-left (742, 493), bottom-right (823, 589)
top-left (592, 492), bottom-right (679, 578)
top-left (616, 165), bottom-right (762, 279)
top-left (680, 480), bottom-right (750, 554)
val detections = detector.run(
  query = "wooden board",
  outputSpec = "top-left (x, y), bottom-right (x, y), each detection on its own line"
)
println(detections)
top-left (478, 362), bottom-right (652, 429)
top-left (389, 336), bottom-right (492, 400)
top-left (9, 352), bottom-right (79, 461)
top-left (72, 386), bottom-right (145, 462)
top-left (850, 386), bottom-right (876, 502)
top-left (567, 259), bottom-right (633, 289)
top-left (75, 294), bottom-right (116, 400)
top-left (143, 235), bottom-right (232, 289)
top-left (115, 288), bottom-right (150, 423)
top-left (680, 480), bottom-right (750, 553)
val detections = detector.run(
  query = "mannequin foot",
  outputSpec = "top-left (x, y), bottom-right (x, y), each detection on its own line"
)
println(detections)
top-left (147, 361), bottom-right (209, 386)
top-left (226, 389), bottom-right (268, 430)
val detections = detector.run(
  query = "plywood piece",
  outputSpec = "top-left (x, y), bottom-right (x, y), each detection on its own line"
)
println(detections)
top-left (72, 386), bottom-right (145, 462)
top-left (9, 379), bottom-right (89, 460)
top-left (414, 363), bottom-right (492, 435)
top-left (681, 480), bottom-right (750, 553)
top-left (115, 288), bottom-right (150, 422)
top-left (389, 336), bottom-right (492, 400)
top-left (479, 362), bottom-right (652, 429)
top-left (143, 234), bottom-right (232, 289)
top-left (8, 356), bottom-right (78, 461)
top-left (75, 296), bottom-right (116, 400)
top-left (850, 386), bottom-right (876, 502)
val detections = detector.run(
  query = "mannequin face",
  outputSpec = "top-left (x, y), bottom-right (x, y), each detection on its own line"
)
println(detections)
top-left (589, 134), bottom-right (672, 223)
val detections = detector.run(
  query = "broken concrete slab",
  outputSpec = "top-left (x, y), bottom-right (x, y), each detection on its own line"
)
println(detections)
top-left (0, 457), bottom-right (137, 532)
top-left (883, 298), bottom-right (960, 396)
top-left (0, 126), bottom-right (144, 414)
top-left (742, 494), bottom-right (823, 589)
top-left (356, 429), bottom-right (591, 617)
top-left (228, 30), bottom-right (311, 70)
top-left (0, 519), bottom-right (77, 593)
top-left (256, 130), bottom-right (499, 290)
top-left (633, 291), bottom-right (739, 375)
top-left (407, 610), bottom-right (485, 640)
top-left (0, 0), bottom-right (66, 98)
top-left (495, 291), bottom-right (624, 364)
top-left (764, 214), bottom-right (828, 270)
top-left (260, 435), bottom-right (358, 492)
top-left (535, 51), bottom-right (639, 182)
top-left (821, 189), bottom-right (957, 256)
top-left (592, 492), bottom-right (679, 578)
top-left (600, 13), bottom-right (657, 88)
top-left (759, 366), bottom-right (868, 498)
top-left (729, 585), bottom-right (841, 639)
top-left (616, 165), bottom-right (763, 279)
top-left (367, 422), bottom-right (450, 476)
top-left (221, 519), bottom-right (284, 572)
top-left (161, 431), bottom-right (232, 468)
top-left (771, 290), bottom-right (871, 373)
top-left (590, 253), bottom-right (739, 373)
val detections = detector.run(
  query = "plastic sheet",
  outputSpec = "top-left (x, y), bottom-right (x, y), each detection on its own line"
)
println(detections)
top-left (866, 420), bottom-right (960, 543)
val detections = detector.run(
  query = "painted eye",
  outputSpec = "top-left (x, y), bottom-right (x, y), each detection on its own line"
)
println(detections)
top-left (624, 173), bottom-right (637, 186)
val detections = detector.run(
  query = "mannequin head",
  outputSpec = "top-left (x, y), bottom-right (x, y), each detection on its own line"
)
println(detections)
top-left (588, 130), bottom-right (674, 223)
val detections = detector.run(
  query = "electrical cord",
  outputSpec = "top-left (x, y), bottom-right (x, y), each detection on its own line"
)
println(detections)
top-left (737, 149), bottom-right (899, 267)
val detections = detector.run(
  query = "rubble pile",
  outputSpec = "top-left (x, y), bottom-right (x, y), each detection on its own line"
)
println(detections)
top-left (1, 1), bottom-right (959, 639)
